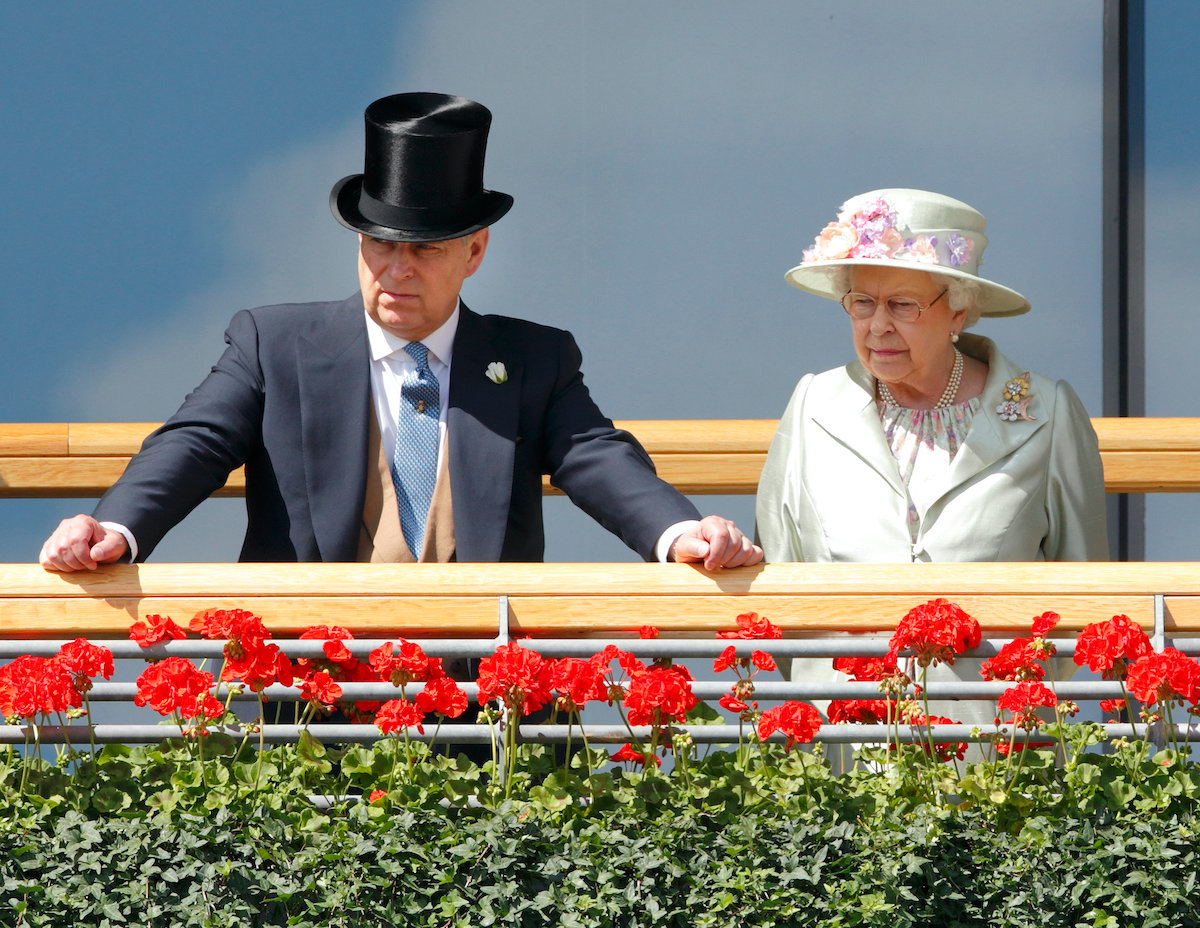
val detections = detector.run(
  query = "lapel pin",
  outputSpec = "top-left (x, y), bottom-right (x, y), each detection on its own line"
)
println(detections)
top-left (996, 372), bottom-right (1036, 422)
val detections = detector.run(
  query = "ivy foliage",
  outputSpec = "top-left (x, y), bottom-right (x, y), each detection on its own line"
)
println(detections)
top-left (1, 735), bottom-right (1199, 927)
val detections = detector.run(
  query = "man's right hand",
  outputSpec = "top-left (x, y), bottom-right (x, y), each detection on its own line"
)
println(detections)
top-left (39, 514), bottom-right (129, 572)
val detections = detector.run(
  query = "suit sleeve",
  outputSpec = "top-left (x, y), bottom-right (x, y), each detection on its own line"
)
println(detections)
top-left (540, 331), bottom-right (700, 561)
top-left (1043, 379), bottom-right (1109, 561)
top-left (92, 310), bottom-right (267, 561)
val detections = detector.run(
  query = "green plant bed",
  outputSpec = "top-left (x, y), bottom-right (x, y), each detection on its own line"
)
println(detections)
top-left (2, 738), bottom-right (1199, 928)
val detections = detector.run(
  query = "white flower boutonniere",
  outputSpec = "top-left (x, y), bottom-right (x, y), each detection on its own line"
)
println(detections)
top-left (485, 361), bottom-right (508, 384)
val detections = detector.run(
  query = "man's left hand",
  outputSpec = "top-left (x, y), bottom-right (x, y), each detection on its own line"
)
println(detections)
top-left (669, 515), bottom-right (763, 570)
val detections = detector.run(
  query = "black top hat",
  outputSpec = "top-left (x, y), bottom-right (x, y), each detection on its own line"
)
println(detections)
top-left (330, 92), bottom-right (513, 242)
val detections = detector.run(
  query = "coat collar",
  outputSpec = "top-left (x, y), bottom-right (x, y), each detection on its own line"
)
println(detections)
top-left (447, 304), bottom-right (521, 561)
top-left (808, 333), bottom-right (1048, 510)
top-left (297, 294), bottom-right (371, 561)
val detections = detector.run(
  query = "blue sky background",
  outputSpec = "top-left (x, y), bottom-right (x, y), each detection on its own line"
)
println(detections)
top-left (1, 1), bottom-right (1195, 564)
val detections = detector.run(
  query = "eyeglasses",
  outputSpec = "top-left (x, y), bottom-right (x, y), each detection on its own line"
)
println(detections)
top-left (840, 288), bottom-right (948, 323)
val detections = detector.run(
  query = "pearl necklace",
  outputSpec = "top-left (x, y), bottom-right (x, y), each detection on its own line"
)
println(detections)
top-left (877, 347), bottom-right (963, 409)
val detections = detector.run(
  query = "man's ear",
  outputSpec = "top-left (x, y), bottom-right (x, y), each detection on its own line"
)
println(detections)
top-left (464, 228), bottom-right (489, 278)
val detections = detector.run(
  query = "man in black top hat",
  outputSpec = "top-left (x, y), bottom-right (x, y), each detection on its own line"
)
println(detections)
top-left (40, 92), bottom-right (761, 571)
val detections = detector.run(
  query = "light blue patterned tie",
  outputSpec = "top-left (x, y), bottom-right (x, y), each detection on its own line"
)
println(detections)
top-left (392, 341), bottom-right (440, 557)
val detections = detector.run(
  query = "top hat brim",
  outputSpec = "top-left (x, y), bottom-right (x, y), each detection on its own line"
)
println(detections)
top-left (785, 258), bottom-right (1031, 318)
top-left (330, 174), bottom-right (513, 243)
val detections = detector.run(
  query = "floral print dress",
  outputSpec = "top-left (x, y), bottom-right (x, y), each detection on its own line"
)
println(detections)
top-left (877, 397), bottom-right (981, 543)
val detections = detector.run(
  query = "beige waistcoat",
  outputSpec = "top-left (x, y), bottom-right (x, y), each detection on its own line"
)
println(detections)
top-left (358, 413), bottom-right (456, 563)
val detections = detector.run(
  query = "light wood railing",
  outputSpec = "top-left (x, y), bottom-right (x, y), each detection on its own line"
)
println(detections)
top-left (4, 561), bottom-right (1200, 639)
top-left (2, 418), bottom-right (1199, 498)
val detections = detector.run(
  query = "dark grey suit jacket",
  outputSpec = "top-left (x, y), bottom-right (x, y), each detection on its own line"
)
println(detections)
top-left (93, 295), bottom-right (700, 563)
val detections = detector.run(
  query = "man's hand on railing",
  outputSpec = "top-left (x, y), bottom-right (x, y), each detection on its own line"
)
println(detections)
top-left (39, 514), bottom-right (129, 572)
top-left (668, 514), bottom-right (763, 570)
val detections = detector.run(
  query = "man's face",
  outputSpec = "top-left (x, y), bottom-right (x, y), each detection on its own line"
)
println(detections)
top-left (357, 229), bottom-right (488, 340)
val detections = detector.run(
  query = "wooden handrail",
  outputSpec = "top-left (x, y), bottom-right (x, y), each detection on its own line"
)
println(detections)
top-left (1, 418), bottom-right (1199, 498)
top-left (3, 561), bottom-right (1200, 639)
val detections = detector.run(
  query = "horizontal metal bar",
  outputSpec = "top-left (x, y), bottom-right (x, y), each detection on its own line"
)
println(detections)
top-left (72, 678), bottom-right (1132, 702)
top-left (22, 635), bottom-right (1200, 662)
top-left (3, 721), bottom-right (1193, 747)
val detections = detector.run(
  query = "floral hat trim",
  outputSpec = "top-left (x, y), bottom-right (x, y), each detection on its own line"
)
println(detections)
top-left (801, 196), bottom-right (977, 272)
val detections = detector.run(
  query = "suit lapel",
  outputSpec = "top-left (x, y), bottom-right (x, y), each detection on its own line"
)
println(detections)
top-left (937, 335), bottom-right (1047, 503)
top-left (297, 295), bottom-right (371, 561)
top-left (447, 305), bottom-right (520, 561)
top-left (809, 362), bottom-right (907, 499)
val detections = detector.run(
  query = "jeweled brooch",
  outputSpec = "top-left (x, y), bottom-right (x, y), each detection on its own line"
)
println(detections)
top-left (996, 372), bottom-right (1036, 422)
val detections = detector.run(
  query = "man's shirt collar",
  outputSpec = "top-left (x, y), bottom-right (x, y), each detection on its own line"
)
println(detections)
top-left (365, 301), bottom-right (460, 365)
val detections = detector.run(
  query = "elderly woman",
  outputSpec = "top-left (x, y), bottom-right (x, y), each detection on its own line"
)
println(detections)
top-left (755, 189), bottom-right (1108, 734)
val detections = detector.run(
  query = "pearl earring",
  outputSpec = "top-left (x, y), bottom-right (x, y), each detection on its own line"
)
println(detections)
top-left (950, 332), bottom-right (960, 343)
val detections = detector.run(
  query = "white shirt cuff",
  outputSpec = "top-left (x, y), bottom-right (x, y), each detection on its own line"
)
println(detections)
top-left (99, 521), bottom-right (138, 563)
top-left (655, 520), bottom-right (701, 563)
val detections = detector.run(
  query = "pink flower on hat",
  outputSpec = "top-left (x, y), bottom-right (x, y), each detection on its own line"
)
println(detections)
top-left (803, 221), bottom-right (858, 262)
top-left (901, 236), bottom-right (938, 263)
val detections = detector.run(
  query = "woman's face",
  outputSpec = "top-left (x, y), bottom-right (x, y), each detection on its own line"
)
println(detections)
top-left (847, 265), bottom-right (965, 396)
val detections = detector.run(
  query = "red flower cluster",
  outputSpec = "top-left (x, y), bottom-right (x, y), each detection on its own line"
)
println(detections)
top-left (1030, 611), bottom-right (1060, 639)
top-left (134, 656), bottom-right (224, 721)
top-left (298, 626), bottom-right (381, 719)
top-left (129, 614), bottom-right (187, 647)
top-left (414, 676), bottom-right (469, 719)
top-left (375, 698), bottom-right (426, 735)
top-left (191, 608), bottom-right (294, 694)
top-left (717, 612), bottom-right (782, 640)
top-left (370, 639), bottom-right (444, 688)
top-left (549, 657), bottom-right (607, 714)
top-left (980, 637), bottom-right (1045, 682)
top-left (0, 655), bottom-right (82, 719)
top-left (1073, 614), bottom-right (1152, 679)
top-left (298, 670), bottom-right (343, 709)
top-left (476, 642), bottom-right (552, 717)
top-left (757, 700), bottom-right (821, 749)
top-left (903, 713), bottom-right (968, 762)
top-left (56, 637), bottom-right (115, 696)
top-left (624, 664), bottom-right (697, 728)
top-left (888, 599), bottom-right (981, 668)
top-left (828, 698), bottom-right (894, 725)
top-left (611, 742), bottom-right (660, 767)
top-left (832, 654), bottom-right (900, 682)
top-left (997, 680), bottom-right (1058, 731)
top-left (1125, 648), bottom-right (1200, 707)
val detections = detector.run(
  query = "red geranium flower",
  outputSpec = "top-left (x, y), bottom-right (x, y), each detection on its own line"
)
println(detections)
top-left (624, 664), bottom-right (697, 728)
top-left (902, 712), bottom-right (967, 762)
top-left (717, 612), bottom-right (782, 640)
top-left (414, 676), bottom-right (469, 719)
top-left (1030, 611), bottom-right (1061, 639)
top-left (549, 657), bottom-right (606, 713)
top-left (758, 700), bottom-right (821, 749)
top-left (298, 669), bottom-right (343, 710)
top-left (129, 614), bottom-right (187, 647)
top-left (638, 626), bottom-right (660, 639)
top-left (997, 680), bottom-right (1058, 731)
top-left (0, 655), bottom-right (82, 719)
top-left (134, 656), bottom-right (224, 721)
top-left (476, 642), bottom-right (552, 716)
top-left (889, 599), bottom-right (981, 668)
top-left (611, 742), bottom-right (660, 767)
top-left (370, 639), bottom-right (443, 688)
top-left (832, 654), bottom-right (900, 681)
top-left (1126, 648), bottom-right (1200, 707)
top-left (1073, 614), bottom-right (1152, 679)
top-left (980, 637), bottom-right (1045, 682)
top-left (375, 698), bottom-right (425, 735)
top-left (56, 638), bottom-right (115, 695)
top-left (828, 698), bottom-right (894, 725)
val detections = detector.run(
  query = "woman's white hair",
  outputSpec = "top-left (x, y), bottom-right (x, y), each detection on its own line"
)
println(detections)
top-left (827, 266), bottom-right (983, 328)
